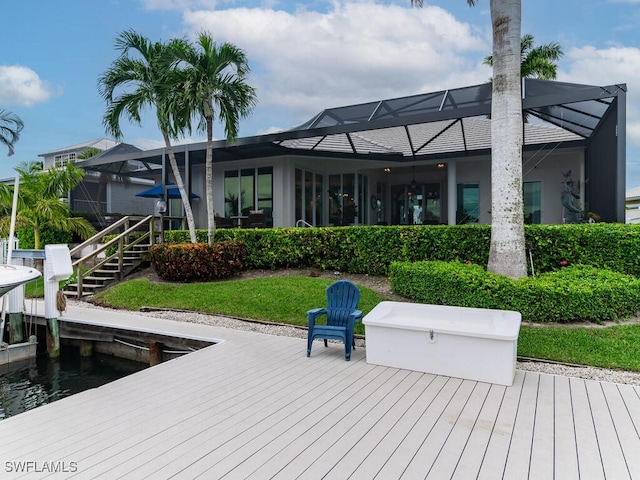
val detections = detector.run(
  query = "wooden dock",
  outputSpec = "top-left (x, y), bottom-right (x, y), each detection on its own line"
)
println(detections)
top-left (1, 305), bottom-right (639, 479)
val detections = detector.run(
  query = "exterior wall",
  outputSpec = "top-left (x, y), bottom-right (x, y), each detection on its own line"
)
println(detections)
top-left (521, 148), bottom-right (584, 224)
top-left (135, 146), bottom-right (586, 230)
top-left (234, 147), bottom-right (582, 228)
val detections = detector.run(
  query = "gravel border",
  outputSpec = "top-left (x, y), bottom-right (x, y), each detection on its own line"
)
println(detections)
top-left (70, 300), bottom-right (640, 387)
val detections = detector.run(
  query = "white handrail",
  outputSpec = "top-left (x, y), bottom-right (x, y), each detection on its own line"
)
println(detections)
top-left (295, 219), bottom-right (313, 228)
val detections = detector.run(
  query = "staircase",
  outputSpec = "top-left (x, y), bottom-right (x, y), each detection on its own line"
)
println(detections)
top-left (64, 215), bottom-right (159, 298)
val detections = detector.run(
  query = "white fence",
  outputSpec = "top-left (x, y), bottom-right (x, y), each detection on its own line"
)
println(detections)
top-left (0, 238), bottom-right (19, 264)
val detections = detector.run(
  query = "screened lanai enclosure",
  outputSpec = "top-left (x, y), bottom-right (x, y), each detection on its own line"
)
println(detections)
top-left (80, 79), bottom-right (626, 228)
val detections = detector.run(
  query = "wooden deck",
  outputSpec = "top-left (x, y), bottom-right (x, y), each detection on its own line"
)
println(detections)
top-left (1, 306), bottom-right (639, 479)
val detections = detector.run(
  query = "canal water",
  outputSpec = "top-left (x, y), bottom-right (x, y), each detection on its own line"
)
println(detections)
top-left (0, 350), bottom-right (148, 420)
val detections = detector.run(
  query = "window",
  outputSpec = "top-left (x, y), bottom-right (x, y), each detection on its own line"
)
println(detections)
top-left (295, 168), bottom-right (324, 226)
top-left (456, 182), bottom-right (479, 224)
top-left (329, 173), bottom-right (360, 226)
top-left (523, 181), bottom-right (542, 224)
top-left (54, 152), bottom-right (76, 167)
top-left (224, 167), bottom-right (273, 226)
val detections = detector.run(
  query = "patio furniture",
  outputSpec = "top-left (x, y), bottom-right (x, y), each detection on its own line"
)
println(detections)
top-left (306, 280), bottom-right (362, 361)
top-left (248, 209), bottom-right (266, 228)
top-left (230, 215), bottom-right (248, 227)
top-left (214, 215), bottom-right (233, 228)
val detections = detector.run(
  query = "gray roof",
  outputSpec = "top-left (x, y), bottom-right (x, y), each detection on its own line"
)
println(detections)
top-left (80, 79), bottom-right (625, 172)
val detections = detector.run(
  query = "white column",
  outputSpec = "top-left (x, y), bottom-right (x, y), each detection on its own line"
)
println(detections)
top-left (447, 161), bottom-right (457, 225)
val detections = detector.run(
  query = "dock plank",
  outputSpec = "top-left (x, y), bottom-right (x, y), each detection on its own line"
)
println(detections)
top-left (600, 382), bottom-right (640, 479)
top-left (373, 376), bottom-right (464, 479)
top-left (585, 380), bottom-right (632, 480)
top-left (529, 373), bottom-right (556, 480)
top-left (476, 371), bottom-right (526, 480)
top-left (553, 375), bottom-right (580, 480)
top-left (420, 381), bottom-right (492, 479)
top-left (1, 306), bottom-right (639, 479)
top-left (570, 376), bottom-right (607, 480)
top-left (450, 383), bottom-right (506, 479)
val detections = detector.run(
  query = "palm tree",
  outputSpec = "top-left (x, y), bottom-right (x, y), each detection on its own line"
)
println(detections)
top-left (486, 0), bottom-right (526, 279)
top-left (98, 29), bottom-right (198, 243)
top-left (484, 33), bottom-right (563, 80)
top-left (178, 33), bottom-right (257, 244)
top-left (0, 109), bottom-right (24, 156)
top-left (413, 0), bottom-right (526, 278)
top-left (0, 161), bottom-right (96, 249)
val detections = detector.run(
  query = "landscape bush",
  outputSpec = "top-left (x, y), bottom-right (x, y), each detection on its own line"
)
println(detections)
top-left (163, 223), bottom-right (640, 277)
top-left (149, 241), bottom-right (246, 282)
top-left (389, 261), bottom-right (640, 323)
top-left (17, 225), bottom-right (72, 249)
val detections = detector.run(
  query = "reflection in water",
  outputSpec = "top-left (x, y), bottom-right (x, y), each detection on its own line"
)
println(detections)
top-left (0, 351), bottom-right (147, 420)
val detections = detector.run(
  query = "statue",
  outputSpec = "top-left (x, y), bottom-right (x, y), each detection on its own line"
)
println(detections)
top-left (561, 171), bottom-right (583, 223)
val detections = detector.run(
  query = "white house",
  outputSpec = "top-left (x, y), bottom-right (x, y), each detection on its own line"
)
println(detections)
top-left (76, 79), bottom-right (627, 229)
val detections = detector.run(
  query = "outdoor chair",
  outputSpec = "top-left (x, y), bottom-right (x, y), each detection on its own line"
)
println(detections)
top-left (214, 215), bottom-right (233, 228)
top-left (306, 280), bottom-right (362, 361)
top-left (248, 209), bottom-right (266, 228)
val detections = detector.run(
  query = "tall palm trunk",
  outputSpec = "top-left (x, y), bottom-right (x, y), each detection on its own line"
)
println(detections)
top-left (487, 0), bottom-right (527, 278)
top-left (162, 132), bottom-right (197, 243)
top-left (206, 114), bottom-right (215, 245)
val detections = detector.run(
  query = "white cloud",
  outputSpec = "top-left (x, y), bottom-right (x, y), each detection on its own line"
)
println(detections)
top-left (0, 65), bottom-right (56, 107)
top-left (629, 122), bottom-right (640, 146)
top-left (560, 45), bottom-right (640, 145)
top-left (181, 1), bottom-right (491, 124)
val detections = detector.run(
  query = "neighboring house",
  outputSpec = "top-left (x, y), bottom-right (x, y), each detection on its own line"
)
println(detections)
top-left (39, 138), bottom-right (118, 170)
top-left (77, 79), bottom-right (627, 229)
top-left (38, 139), bottom-right (154, 227)
top-left (626, 186), bottom-right (640, 223)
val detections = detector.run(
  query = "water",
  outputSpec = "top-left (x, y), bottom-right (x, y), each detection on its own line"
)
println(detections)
top-left (0, 351), bottom-right (148, 420)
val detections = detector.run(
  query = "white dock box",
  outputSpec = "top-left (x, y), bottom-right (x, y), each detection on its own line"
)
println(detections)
top-left (363, 301), bottom-right (522, 386)
top-left (44, 244), bottom-right (73, 281)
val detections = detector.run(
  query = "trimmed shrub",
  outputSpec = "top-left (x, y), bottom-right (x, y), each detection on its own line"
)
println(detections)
top-left (389, 260), bottom-right (513, 309)
top-left (162, 223), bottom-right (640, 278)
top-left (389, 261), bottom-right (640, 323)
top-left (17, 225), bottom-right (72, 249)
top-left (515, 265), bottom-right (640, 322)
top-left (150, 241), bottom-right (246, 282)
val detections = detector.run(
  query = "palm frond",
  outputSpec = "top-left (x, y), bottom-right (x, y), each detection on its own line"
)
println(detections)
top-left (0, 109), bottom-right (24, 156)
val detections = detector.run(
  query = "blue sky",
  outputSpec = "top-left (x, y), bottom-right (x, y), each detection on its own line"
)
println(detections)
top-left (2, 0), bottom-right (640, 187)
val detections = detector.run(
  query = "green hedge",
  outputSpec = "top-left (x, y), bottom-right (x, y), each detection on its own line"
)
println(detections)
top-left (163, 223), bottom-right (640, 277)
top-left (149, 241), bottom-right (246, 282)
top-left (389, 261), bottom-right (640, 323)
top-left (17, 225), bottom-right (72, 249)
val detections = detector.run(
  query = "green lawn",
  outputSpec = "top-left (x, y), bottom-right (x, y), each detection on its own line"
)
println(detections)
top-left (92, 275), bottom-right (640, 372)
top-left (93, 276), bottom-right (385, 335)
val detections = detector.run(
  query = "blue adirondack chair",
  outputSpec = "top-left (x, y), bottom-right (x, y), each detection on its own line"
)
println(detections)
top-left (306, 280), bottom-right (363, 361)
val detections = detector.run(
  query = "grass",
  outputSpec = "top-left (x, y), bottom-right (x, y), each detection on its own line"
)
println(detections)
top-left (92, 274), bottom-right (640, 372)
top-left (24, 277), bottom-right (45, 298)
top-left (93, 276), bottom-right (385, 335)
top-left (518, 323), bottom-right (640, 371)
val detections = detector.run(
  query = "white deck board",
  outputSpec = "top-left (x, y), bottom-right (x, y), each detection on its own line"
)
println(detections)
top-left (425, 381), bottom-right (493, 479)
top-left (1, 305), bottom-right (639, 479)
top-left (450, 383), bottom-right (507, 479)
top-left (529, 373), bottom-right (555, 480)
top-left (585, 380), bottom-right (633, 479)
top-left (600, 382), bottom-right (640, 479)
top-left (553, 375), bottom-right (580, 480)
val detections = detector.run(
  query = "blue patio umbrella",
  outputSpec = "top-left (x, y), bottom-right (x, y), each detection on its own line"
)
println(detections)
top-left (135, 182), bottom-right (199, 199)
